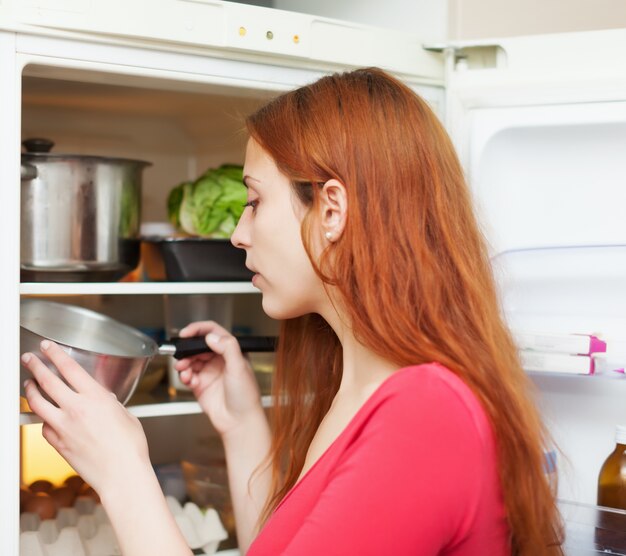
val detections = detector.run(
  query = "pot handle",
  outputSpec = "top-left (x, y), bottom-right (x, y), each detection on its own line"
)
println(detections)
top-left (22, 138), bottom-right (54, 153)
top-left (161, 335), bottom-right (277, 360)
top-left (20, 163), bottom-right (38, 181)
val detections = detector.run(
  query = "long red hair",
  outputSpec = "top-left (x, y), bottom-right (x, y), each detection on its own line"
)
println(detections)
top-left (246, 67), bottom-right (563, 555)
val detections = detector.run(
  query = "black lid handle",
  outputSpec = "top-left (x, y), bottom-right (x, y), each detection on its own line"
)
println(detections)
top-left (22, 138), bottom-right (54, 153)
top-left (162, 335), bottom-right (277, 360)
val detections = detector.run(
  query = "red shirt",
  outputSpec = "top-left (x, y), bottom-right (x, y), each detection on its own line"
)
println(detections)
top-left (247, 363), bottom-right (510, 555)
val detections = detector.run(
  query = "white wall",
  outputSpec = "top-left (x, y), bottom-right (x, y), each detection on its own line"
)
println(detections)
top-left (272, 0), bottom-right (626, 42)
top-left (449, 0), bottom-right (626, 39)
top-left (273, 0), bottom-right (448, 42)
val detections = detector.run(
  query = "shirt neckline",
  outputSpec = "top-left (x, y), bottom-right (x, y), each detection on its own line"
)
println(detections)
top-left (272, 363), bottom-right (434, 513)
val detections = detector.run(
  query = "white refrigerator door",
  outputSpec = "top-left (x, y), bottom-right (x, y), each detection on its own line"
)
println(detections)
top-left (448, 29), bottom-right (626, 504)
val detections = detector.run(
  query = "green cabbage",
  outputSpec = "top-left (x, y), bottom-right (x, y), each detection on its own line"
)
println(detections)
top-left (166, 164), bottom-right (245, 238)
top-left (119, 180), bottom-right (140, 237)
top-left (166, 181), bottom-right (186, 229)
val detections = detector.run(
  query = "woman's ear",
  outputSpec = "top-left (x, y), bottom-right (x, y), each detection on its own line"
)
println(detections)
top-left (319, 179), bottom-right (347, 243)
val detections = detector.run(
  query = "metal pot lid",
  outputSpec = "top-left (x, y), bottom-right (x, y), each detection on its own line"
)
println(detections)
top-left (21, 138), bottom-right (152, 167)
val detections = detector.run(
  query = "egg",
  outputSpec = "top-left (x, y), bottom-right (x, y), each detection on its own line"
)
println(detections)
top-left (50, 486), bottom-right (76, 510)
top-left (29, 479), bottom-right (53, 494)
top-left (24, 492), bottom-right (57, 520)
top-left (63, 475), bottom-right (85, 494)
top-left (78, 484), bottom-right (100, 503)
top-left (20, 487), bottom-right (33, 512)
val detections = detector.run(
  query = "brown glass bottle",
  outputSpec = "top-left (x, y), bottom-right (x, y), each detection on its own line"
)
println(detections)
top-left (597, 425), bottom-right (626, 511)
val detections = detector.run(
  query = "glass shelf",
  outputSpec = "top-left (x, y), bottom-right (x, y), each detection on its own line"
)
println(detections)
top-left (20, 282), bottom-right (258, 296)
top-left (560, 499), bottom-right (626, 555)
top-left (19, 395), bottom-right (272, 425)
top-left (528, 370), bottom-right (625, 380)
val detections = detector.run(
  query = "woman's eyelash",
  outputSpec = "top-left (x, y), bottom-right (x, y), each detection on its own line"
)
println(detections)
top-left (243, 200), bottom-right (259, 210)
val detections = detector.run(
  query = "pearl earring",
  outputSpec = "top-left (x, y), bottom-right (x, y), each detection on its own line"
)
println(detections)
top-left (325, 231), bottom-right (333, 241)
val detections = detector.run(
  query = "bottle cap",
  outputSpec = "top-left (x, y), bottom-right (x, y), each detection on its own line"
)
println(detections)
top-left (616, 425), bottom-right (626, 445)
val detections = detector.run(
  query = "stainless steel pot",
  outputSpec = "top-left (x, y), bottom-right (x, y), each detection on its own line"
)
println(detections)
top-left (21, 299), bottom-right (156, 405)
top-left (20, 299), bottom-right (276, 405)
top-left (20, 138), bottom-right (151, 282)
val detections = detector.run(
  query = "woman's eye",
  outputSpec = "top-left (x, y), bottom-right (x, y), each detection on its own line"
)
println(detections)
top-left (243, 200), bottom-right (259, 212)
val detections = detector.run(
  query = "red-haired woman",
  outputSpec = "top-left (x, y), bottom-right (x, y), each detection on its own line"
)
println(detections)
top-left (22, 68), bottom-right (564, 555)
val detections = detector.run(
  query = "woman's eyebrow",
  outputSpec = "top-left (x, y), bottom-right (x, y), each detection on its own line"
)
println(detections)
top-left (243, 175), bottom-right (261, 188)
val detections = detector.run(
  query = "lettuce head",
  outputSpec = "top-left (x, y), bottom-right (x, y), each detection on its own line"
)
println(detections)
top-left (167, 164), bottom-right (245, 238)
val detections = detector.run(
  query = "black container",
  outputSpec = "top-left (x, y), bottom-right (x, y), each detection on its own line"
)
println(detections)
top-left (142, 237), bottom-right (253, 281)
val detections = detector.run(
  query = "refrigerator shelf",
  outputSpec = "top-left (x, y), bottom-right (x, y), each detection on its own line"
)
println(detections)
top-left (528, 370), bottom-right (625, 380)
top-left (560, 499), bottom-right (626, 555)
top-left (19, 282), bottom-right (259, 296)
top-left (493, 244), bottom-right (626, 346)
top-left (19, 395), bottom-right (273, 425)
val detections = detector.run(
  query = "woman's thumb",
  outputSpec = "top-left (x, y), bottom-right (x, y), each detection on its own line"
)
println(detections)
top-left (206, 333), bottom-right (242, 365)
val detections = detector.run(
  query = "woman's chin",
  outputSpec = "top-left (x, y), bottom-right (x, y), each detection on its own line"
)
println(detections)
top-left (261, 297), bottom-right (308, 321)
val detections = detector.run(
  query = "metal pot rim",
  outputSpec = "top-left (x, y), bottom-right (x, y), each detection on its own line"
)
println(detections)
top-left (20, 326), bottom-right (154, 360)
top-left (22, 152), bottom-right (152, 167)
top-left (20, 299), bottom-right (159, 359)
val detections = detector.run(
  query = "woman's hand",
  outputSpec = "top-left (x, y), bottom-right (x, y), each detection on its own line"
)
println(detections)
top-left (21, 340), bottom-right (151, 495)
top-left (174, 321), bottom-right (264, 439)
top-left (176, 323), bottom-right (272, 553)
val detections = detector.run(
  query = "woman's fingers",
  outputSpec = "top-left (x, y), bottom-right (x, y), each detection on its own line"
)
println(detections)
top-left (181, 324), bottom-right (245, 368)
top-left (23, 378), bottom-right (61, 424)
top-left (41, 422), bottom-right (63, 452)
top-left (175, 352), bottom-right (214, 368)
top-left (21, 352), bottom-right (74, 408)
top-left (39, 341), bottom-right (99, 394)
top-left (177, 356), bottom-right (219, 385)
top-left (205, 333), bottom-right (244, 369)
top-left (178, 368), bottom-right (192, 384)
top-left (178, 320), bottom-right (230, 338)
top-left (174, 353), bottom-right (216, 376)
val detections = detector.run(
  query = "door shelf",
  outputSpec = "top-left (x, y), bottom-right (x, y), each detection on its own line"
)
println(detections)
top-left (19, 282), bottom-right (258, 296)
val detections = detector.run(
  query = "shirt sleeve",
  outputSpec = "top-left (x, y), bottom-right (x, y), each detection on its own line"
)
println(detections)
top-left (278, 373), bottom-right (491, 555)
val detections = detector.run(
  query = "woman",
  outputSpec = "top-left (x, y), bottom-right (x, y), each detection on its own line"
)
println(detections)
top-left (21, 67), bottom-right (563, 555)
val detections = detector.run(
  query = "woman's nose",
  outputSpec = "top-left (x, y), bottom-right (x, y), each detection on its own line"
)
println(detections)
top-left (231, 212), bottom-right (250, 249)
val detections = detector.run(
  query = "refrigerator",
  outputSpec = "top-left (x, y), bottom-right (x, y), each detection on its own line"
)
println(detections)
top-left (1, 1), bottom-right (625, 554)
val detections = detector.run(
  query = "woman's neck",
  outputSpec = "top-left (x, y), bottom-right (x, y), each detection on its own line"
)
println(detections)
top-left (338, 335), bottom-right (398, 397)
top-left (320, 303), bottom-right (398, 399)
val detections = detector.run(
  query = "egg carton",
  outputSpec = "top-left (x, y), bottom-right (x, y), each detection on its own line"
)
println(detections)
top-left (165, 496), bottom-right (228, 554)
top-left (20, 495), bottom-right (228, 556)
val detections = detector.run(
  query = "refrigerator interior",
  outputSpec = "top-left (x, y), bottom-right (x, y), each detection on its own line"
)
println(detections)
top-left (465, 100), bottom-right (626, 504)
top-left (15, 46), bottom-right (443, 551)
top-left (21, 73), bottom-right (273, 222)
top-left (19, 68), bottom-right (282, 527)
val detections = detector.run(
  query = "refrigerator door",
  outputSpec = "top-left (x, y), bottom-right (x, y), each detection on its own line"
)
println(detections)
top-left (446, 29), bottom-right (626, 256)
top-left (466, 101), bottom-right (626, 254)
top-left (448, 29), bottom-right (626, 506)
